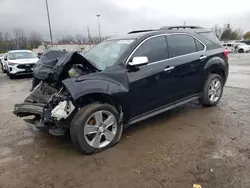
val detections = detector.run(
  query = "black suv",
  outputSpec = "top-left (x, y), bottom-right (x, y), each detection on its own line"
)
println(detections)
top-left (14, 26), bottom-right (229, 154)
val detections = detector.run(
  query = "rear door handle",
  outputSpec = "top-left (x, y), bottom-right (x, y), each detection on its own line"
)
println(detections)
top-left (200, 55), bottom-right (207, 61)
top-left (164, 66), bottom-right (175, 72)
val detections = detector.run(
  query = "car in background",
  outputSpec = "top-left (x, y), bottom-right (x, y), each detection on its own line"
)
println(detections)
top-left (222, 43), bottom-right (235, 52)
top-left (4, 50), bottom-right (39, 79)
top-left (235, 43), bottom-right (250, 53)
top-left (1, 53), bottom-right (8, 73)
top-left (0, 53), bottom-right (4, 72)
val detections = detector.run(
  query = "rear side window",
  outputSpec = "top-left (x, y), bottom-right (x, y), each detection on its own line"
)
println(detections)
top-left (167, 34), bottom-right (197, 57)
top-left (199, 32), bottom-right (222, 46)
top-left (132, 36), bottom-right (168, 63)
top-left (195, 40), bottom-right (205, 51)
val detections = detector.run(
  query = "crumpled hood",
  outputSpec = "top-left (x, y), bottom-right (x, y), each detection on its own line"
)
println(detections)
top-left (8, 58), bottom-right (38, 64)
top-left (33, 50), bottom-right (99, 82)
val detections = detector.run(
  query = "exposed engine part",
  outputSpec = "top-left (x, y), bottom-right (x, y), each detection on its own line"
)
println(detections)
top-left (25, 81), bottom-right (60, 104)
top-left (51, 101), bottom-right (75, 120)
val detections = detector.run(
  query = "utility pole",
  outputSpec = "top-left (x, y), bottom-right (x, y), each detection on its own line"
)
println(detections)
top-left (96, 14), bottom-right (101, 42)
top-left (87, 26), bottom-right (91, 48)
top-left (45, 0), bottom-right (53, 47)
top-left (87, 26), bottom-right (91, 42)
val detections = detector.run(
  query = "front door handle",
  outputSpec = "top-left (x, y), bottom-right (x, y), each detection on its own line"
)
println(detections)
top-left (200, 55), bottom-right (207, 61)
top-left (164, 66), bottom-right (175, 72)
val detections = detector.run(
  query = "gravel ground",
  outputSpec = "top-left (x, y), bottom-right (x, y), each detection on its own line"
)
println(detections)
top-left (0, 53), bottom-right (250, 188)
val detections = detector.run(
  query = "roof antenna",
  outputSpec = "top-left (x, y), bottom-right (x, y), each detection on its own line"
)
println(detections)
top-left (184, 21), bottom-right (186, 26)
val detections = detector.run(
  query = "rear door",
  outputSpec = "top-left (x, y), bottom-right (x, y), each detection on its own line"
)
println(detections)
top-left (163, 34), bottom-right (206, 101)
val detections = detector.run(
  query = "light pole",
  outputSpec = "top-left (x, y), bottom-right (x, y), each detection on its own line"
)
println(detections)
top-left (96, 14), bottom-right (101, 42)
top-left (45, 0), bottom-right (53, 47)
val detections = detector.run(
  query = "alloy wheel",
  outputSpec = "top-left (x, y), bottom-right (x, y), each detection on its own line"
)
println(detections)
top-left (84, 110), bottom-right (117, 148)
top-left (208, 79), bottom-right (222, 102)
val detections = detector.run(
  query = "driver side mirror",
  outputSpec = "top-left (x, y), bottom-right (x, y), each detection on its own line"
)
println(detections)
top-left (4, 57), bottom-right (7, 61)
top-left (128, 56), bottom-right (148, 67)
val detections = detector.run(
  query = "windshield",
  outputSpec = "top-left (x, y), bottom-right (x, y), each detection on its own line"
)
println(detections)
top-left (9, 51), bottom-right (37, 60)
top-left (83, 39), bottom-right (134, 70)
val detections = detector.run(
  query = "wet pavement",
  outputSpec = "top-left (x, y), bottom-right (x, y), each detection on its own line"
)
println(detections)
top-left (0, 53), bottom-right (250, 188)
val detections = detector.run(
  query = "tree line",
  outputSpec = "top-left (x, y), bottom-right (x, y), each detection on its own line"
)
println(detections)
top-left (212, 24), bottom-right (250, 41)
top-left (0, 28), bottom-right (43, 53)
top-left (0, 28), bottom-right (107, 53)
top-left (1, 25), bottom-right (250, 53)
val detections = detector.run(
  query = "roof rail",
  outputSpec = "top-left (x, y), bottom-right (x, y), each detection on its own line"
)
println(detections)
top-left (128, 30), bottom-right (156, 34)
top-left (160, 26), bottom-right (203, 30)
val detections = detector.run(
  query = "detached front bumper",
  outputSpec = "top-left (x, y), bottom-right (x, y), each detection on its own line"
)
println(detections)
top-left (13, 102), bottom-right (46, 117)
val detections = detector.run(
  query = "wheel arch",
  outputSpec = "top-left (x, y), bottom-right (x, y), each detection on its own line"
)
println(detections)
top-left (204, 56), bottom-right (228, 84)
top-left (74, 92), bottom-right (129, 123)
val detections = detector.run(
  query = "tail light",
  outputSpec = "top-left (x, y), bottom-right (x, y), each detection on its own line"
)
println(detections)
top-left (224, 49), bottom-right (229, 61)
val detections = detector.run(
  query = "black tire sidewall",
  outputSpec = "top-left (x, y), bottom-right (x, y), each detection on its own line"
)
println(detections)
top-left (200, 74), bottom-right (224, 106)
top-left (70, 103), bottom-right (122, 154)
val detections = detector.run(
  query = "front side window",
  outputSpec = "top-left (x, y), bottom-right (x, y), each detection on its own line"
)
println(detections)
top-left (167, 34), bottom-right (197, 58)
top-left (9, 52), bottom-right (37, 60)
top-left (83, 39), bottom-right (134, 70)
top-left (132, 36), bottom-right (168, 63)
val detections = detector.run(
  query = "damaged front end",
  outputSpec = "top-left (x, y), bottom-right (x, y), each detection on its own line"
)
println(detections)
top-left (13, 50), bottom-right (99, 136)
top-left (14, 81), bottom-right (76, 136)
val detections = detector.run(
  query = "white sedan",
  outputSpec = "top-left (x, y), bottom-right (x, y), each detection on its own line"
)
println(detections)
top-left (5, 50), bottom-right (39, 79)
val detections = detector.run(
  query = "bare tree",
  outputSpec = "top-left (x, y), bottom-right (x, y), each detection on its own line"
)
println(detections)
top-left (244, 31), bottom-right (250, 40)
top-left (0, 32), bottom-right (14, 53)
top-left (13, 28), bottom-right (27, 49)
top-left (28, 31), bottom-right (43, 49)
top-left (212, 25), bottom-right (222, 39)
top-left (58, 35), bottom-right (75, 44)
top-left (234, 28), bottom-right (244, 40)
top-left (75, 34), bottom-right (87, 43)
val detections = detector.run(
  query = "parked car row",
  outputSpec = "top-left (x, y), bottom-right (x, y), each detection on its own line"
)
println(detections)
top-left (0, 50), bottom-right (39, 79)
top-left (222, 41), bottom-right (250, 53)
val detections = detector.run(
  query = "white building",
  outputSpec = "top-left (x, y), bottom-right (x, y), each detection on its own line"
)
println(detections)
top-left (33, 43), bottom-right (96, 54)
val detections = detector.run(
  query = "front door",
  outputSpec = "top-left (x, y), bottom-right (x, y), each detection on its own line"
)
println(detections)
top-left (127, 35), bottom-right (178, 118)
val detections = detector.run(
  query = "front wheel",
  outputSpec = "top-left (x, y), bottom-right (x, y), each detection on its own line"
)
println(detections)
top-left (1, 63), bottom-right (6, 73)
top-left (70, 103), bottom-right (123, 154)
top-left (9, 73), bottom-right (15, 79)
top-left (199, 74), bottom-right (224, 107)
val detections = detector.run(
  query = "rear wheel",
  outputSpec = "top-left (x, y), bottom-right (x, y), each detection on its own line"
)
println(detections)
top-left (199, 74), bottom-right (224, 107)
top-left (70, 103), bottom-right (123, 154)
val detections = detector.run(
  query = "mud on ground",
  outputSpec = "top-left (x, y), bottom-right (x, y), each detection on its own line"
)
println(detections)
top-left (0, 53), bottom-right (250, 188)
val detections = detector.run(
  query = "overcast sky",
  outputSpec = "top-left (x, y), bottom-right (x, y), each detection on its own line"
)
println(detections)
top-left (0, 0), bottom-right (250, 40)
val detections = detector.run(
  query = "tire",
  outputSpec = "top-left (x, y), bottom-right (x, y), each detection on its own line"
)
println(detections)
top-left (238, 49), bottom-right (244, 53)
top-left (9, 73), bottom-right (15, 79)
top-left (0, 63), bottom-right (6, 73)
top-left (198, 74), bottom-right (224, 107)
top-left (70, 103), bottom-right (123, 154)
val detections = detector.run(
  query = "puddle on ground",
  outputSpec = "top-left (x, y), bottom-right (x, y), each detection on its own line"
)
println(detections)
top-left (17, 138), bottom-right (34, 146)
top-left (211, 149), bottom-right (236, 159)
top-left (0, 156), bottom-right (22, 166)
top-left (0, 147), bottom-right (12, 157)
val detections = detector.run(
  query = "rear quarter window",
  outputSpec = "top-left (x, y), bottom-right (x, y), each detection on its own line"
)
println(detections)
top-left (198, 31), bottom-right (222, 49)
